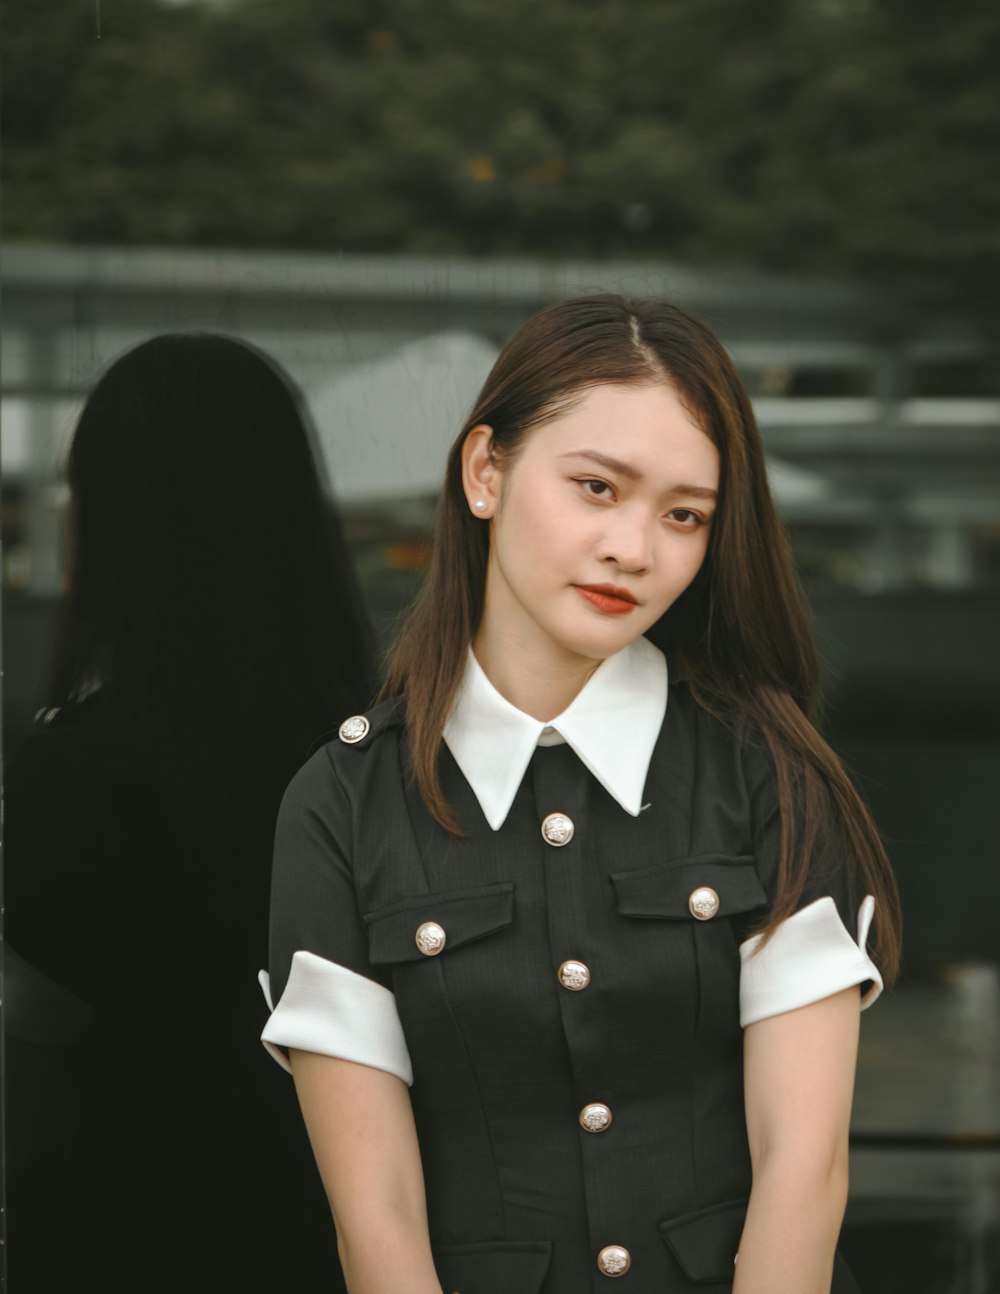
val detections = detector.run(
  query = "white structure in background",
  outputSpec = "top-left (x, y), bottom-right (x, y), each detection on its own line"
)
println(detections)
top-left (311, 329), bottom-right (831, 507)
top-left (311, 333), bottom-right (497, 500)
top-left (766, 458), bottom-right (830, 506)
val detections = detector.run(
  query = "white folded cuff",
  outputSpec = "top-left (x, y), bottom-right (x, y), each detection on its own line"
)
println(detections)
top-left (739, 894), bottom-right (882, 1027)
top-left (259, 951), bottom-right (413, 1085)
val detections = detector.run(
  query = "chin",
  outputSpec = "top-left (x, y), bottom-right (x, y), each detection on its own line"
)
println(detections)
top-left (555, 624), bottom-right (642, 662)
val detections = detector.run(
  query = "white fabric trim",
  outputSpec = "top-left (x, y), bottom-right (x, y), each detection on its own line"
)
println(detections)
top-left (259, 952), bottom-right (413, 1085)
top-left (738, 895), bottom-right (883, 1027)
top-left (443, 636), bottom-right (668, 830)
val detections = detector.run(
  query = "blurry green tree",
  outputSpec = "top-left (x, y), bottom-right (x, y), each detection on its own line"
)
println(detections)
top-left (4, 0), bottom-right (998, 308)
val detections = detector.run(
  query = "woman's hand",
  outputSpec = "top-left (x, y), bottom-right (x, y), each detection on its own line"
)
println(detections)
top-left (290, 1049), bottom-right (444, 1294)
top-left (734, 986), bottom-right (861, 1294)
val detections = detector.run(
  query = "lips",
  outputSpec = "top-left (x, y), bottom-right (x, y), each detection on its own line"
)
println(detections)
top-left (574, 584), bottom-right (640, 615)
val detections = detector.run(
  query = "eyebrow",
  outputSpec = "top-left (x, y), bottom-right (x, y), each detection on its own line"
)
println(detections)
top-left (559, 450), bottom-right (718, 500)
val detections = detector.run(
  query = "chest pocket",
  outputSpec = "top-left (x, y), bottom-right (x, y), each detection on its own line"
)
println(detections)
top-left (610, 854), bottom-right (766, 924)
top-left (612, 854), bottom-right (767, 1034)
top-left (364, 882), bottom-right (514, 964)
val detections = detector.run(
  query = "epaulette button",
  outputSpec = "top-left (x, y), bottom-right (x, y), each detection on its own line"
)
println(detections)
top-left (338, 715), bottom-right (370, 744)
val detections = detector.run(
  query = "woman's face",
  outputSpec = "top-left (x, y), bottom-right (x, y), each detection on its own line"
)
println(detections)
top-left (472, 381), bottom-right (720, 672)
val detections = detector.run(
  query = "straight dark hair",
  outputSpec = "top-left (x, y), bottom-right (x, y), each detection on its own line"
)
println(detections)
top-left (54, 332), bottom-right (372, 737)
top-left (383, 295), bottom-right (901, 982)
top-left (50, 334), bottom-right (373, 959)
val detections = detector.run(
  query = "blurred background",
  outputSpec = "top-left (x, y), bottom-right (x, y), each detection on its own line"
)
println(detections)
top-left (2, 0), bottom-right (998, 1289)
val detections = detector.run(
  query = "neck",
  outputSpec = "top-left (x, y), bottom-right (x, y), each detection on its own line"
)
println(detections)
top-left (472, 614), bottom-right (602, 722)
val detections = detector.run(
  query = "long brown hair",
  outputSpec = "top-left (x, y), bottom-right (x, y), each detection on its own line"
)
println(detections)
top-left (382, 295), bottom-right (901, 982)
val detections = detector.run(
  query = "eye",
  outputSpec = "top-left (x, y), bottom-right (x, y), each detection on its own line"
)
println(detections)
top-left (577, 477), bottom-right (615, 500)
top-left (667, 508), bottom-right (708, 529)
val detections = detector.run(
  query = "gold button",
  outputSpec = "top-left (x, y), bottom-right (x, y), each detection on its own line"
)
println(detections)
top-left (415, 921), bottom-right (446, 956)
top-left (338, 714), bottom-right (370, 744)
top-left (597, 1245), bottom-right (631, 1277)
top-left (557, 959), bottom-right (591, 991)
top-left (541, 812), bottom-right (575, 846)
top-left (688, 886), bottom-right (720, 920)
top-left (579, 1102), bottom-right (613, 1133)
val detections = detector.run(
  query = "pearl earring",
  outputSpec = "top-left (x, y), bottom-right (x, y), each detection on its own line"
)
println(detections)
top-left (474, 500), bottom-right (487, 511)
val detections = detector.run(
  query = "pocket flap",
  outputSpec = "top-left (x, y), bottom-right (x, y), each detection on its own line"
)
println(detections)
top-left (659, 1196), bottom-right (746, 1281)
top-left (365, 882), bottom-right (514, 964)
top-left (434, 1239), bottom-right (552, 1294)
top-left (612, 854), bottom-right (766, 920)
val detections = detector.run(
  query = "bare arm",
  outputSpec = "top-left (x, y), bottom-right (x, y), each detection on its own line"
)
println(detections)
top-left (290, 1049), bottom-right (444, 1294)
top-left (733, 987), bottom-right (861, 1294)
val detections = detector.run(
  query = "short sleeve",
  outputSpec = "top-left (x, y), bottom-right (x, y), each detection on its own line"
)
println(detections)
top-left (737, 732), bottom-right (883, 1028)
top-left (260, 748), bottom-right (412, 1084)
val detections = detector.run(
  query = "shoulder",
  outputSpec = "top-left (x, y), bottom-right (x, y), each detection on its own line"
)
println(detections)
top-left (7, 694), bottom-right (149, 801)
top-left (666, 672), bottom-right (753, 750)
top-left (279, 696), bottom-right (408, 818)
top-left (663, 676), bottom-right (780, 813)
top-left (307, 695), bottom-right (406, 758)
top-left (4, 696), bottom-right (161, 977)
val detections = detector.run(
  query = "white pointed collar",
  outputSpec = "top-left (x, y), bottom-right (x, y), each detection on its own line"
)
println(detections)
top-left (443, 637), bottom-right (668, 831)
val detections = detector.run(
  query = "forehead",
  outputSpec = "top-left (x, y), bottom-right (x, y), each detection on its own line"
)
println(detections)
top-left (525, 382), bottom-right (718, 482)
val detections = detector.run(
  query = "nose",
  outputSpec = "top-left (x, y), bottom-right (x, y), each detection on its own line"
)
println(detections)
top-left (598, 505), bottom-right (653, 573)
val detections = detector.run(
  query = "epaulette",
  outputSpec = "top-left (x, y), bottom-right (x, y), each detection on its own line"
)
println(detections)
top-left (307, 696), bottom-right (405, 758)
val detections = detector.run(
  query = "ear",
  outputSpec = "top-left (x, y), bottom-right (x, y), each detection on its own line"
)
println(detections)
top-left (460, 424), bottom-right (501, 519)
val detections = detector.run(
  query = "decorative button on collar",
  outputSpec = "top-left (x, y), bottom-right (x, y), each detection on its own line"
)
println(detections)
top-left (688, 886), bottom-right (720, 920)
top-left (597, 1244), bottom-right (631, 1277)
top-left (415, 921), bottom-right (446, 956)
top-left (541, 812), bottom-right (574, 846)
top-left (579, 1102), bottom-right (613, 1133)
top-left (557, 959), bottom-right (591, 991)
top-left (338, 714), bottom-right (370, 744)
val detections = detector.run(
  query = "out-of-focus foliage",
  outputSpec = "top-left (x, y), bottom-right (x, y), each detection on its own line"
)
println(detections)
top-left (4, 0), bottom-right (999, 307)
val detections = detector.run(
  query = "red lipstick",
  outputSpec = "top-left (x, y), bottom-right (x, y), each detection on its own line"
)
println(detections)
top-left (574, 584), bottom-right (640, 615)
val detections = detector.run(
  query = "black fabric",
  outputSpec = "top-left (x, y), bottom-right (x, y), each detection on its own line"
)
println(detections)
top-left (268, 678), bottom-right (865, 1293)
top-left (5, 946), bottom-right (97, 1046)
top-left (5, 693), bottom-right (343, 1293)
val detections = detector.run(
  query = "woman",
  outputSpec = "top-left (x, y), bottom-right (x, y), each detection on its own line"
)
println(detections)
top-left (261, 296), bottom-right (901, 1293)
top-left (6, 333), bottom-right (372, 1291)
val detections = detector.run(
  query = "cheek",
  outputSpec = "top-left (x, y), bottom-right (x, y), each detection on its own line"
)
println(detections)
top-left (690, 529), bottom-right (712, 570)
top-left (505, 483), bottom-right (577, 552)
top-left (685, 534), bottom-right (712, 581)
top-left (495, 499), bottom-right (560, 586)
top-left (659, 533), bottom-right (711, 594)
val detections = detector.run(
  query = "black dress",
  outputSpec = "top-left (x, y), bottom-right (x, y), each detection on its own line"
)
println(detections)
top-left (265, 674), bottom-right (871, 1294)
top-left (5, 692), bottom-right (342, 1292)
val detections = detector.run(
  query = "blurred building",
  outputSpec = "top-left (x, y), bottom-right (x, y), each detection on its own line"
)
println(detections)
top-left (4, 243), bottom-right (998, 590)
